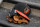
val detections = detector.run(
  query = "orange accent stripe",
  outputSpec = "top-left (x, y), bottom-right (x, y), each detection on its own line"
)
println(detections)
top-left (16, 10), bottom-right (30, 21)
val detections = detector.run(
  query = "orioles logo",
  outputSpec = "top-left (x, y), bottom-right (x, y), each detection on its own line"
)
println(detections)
top-left (24, 8), bottom-right (30, 14)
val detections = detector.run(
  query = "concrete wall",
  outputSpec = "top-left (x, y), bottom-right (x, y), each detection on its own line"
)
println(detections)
top-left (31, 8), bottom-right (40, 17)
top-left (1, 2), bottom-right (15, 9)
top-left (0, 0), bottom-right (3, 4)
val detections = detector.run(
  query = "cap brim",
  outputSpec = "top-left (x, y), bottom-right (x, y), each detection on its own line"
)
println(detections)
top-left (16, 10), bottom-right (30, 21)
